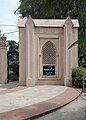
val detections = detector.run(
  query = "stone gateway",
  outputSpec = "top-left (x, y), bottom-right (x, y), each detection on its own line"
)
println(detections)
top-left (18, 16), bottom-right (79, 87)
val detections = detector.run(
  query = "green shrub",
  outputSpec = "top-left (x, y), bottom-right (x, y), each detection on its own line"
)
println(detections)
top-left (12, 64), bottom-right (19, 75)
top-left (9, 73), bottom-right (19, 82)
top-left (12, 61), bottom-right (19, 75)
top-left (72, 67), bottom-right (86, 88)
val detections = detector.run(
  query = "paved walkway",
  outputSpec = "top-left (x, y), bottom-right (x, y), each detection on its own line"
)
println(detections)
top-left (35, 93), bottom-right (86, 120)
top-left (0, 82), bottom-right (81, 120)
top-left (0, 81), bottom-right (19, 90)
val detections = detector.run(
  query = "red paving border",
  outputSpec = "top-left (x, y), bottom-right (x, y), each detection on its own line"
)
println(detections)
top-left (0, 86), bottom-right (26, 95)
top-left (0, 87), bottom-right (81, 120)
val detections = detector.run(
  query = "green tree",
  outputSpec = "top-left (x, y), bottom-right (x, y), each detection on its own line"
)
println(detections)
top-left (7, 40), bottom-right (19, 61)
top-left (7, 40), bottom-right (19, 81)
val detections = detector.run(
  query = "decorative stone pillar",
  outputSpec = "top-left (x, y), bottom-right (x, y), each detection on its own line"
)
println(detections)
top-left (0, 35), bottom-right (7, 84)
top-left (19, 27), bottom-right (26, 86)
top-left (26, 16), bottom-right (36, 86)
top-left (64, 17), bottom-right (73, 86)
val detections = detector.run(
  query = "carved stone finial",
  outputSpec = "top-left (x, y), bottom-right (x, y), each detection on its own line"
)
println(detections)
top-left (0, 35), bottom-right (7, 47)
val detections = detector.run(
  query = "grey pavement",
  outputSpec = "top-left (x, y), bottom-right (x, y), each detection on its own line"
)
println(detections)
top-left (0, 82), bottom-right (85, 120)
top-left (34, 93), bottom-right (86, 120)
top-left (0, 81), bottom-right (19, 90)
top-left (0, 85), bottom-right (67, 113)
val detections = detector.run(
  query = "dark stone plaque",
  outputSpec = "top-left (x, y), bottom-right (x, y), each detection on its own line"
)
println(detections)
top-left (43, 65), bottom-right (55, 76)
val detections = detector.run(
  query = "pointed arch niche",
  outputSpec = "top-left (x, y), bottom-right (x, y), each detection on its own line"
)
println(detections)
top-left (39, 41), bottom-right (59, 78)
top-left (42, 41), bottom-right (56, 65)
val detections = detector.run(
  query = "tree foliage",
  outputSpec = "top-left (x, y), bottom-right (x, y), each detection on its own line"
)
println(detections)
top-left (72, 67), bottom-right (86, 88)
top-left (17, 0), bottom-right (86, 66)
top-left (7, 40), bottom-right (19, 81)
top-left (7, 40), bottom-right (19, 61)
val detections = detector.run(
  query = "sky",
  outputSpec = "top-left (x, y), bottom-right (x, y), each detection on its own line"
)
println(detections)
top-left (0, 0), bottom-right (20, 42)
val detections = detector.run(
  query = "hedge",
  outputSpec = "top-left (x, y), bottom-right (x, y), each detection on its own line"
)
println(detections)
top-left (72, 67), bottom-right (86, 88)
